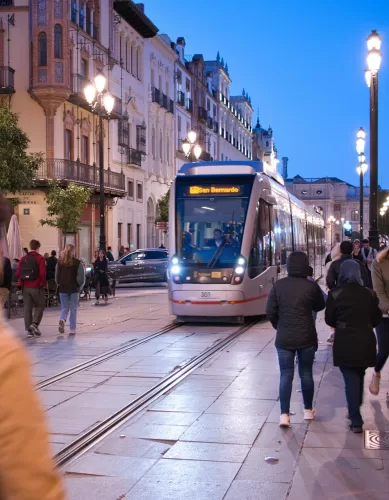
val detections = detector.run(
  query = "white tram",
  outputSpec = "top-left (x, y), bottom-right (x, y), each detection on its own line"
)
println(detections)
top-left (167, 161), bottom-right (325, 322)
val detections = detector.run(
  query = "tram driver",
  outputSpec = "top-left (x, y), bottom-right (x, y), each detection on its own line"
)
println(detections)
top-left (206, 229), bottom-right (225, 248)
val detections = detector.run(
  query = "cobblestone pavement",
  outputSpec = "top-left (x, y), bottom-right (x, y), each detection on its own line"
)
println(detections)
top-left (9, 287), bottom-right (389, 499)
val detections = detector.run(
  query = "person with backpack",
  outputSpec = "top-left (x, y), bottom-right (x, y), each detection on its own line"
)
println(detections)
top-left (266, 252), bottom-right (325, 428)
top-left (56, 244), bottom-right (85, 335)
top-left (16, 240), bottom-right (46, 338)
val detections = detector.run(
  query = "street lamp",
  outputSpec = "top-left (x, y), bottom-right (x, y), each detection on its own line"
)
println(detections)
top-left (365, 30), bottom-right (382, 249)
top-left (356, 127), bottom-right (368, 239)
top-left (182, 129), bottom-right (202, 162)
top-left (84, 72), bottom-right (115, 253)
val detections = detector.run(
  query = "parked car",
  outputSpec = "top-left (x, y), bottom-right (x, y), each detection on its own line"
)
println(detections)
top-left (108, 248), bottom-right (168, 284)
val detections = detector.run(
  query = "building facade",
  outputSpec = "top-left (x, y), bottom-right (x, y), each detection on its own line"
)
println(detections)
top-left (285, 176), bottom-right (369, 248)
top-left (0, 0), bottom-right (174, 259)
top-left (204, 55), bottom-right (253, 162)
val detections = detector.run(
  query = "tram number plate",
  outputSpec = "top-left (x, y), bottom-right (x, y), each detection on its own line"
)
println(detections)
top-left (201, 292), bottom-right (211, 298)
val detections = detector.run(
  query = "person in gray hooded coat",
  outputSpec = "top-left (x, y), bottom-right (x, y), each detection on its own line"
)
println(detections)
top-left (325, 259), bottom-right (382, 433)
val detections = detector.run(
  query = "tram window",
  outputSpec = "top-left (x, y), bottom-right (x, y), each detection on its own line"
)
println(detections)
top-left (275, 206), bottom-right (292, 266)
top-left (292, 216), bottom-right (307, 253)
top-left (248, 200), bottom-right (272, 279)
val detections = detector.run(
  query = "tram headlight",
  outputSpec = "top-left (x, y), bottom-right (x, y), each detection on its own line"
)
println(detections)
top-left (171, 265), bottom-right (181, 275)
top-left (171, 256), bottom-right (179, 265)
top-left (237, 257), bottom-right (245, 266)
top-left (234, 266), bottom-right (245, 275)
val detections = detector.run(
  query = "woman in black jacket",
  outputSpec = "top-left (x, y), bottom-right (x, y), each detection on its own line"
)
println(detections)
top-left (93, 250), bottom-right (109, 304)
top-left (266, 252), bottom-right (325, 428)
top-left (325, 259), bottom-right (382, 433)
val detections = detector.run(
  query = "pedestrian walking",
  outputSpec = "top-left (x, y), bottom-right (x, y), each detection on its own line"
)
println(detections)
top-left (352, 239), bottom-right (364, 262)
top-left (16, 240), bottom-right (46, 338)
top-left (266, 252), bottom-right (325, 427)
top-left (369, 247), bottom-right (389, 395)
top-left (326, 240), bottom-right (369, 290)
top-left (0, 249), bottom-right (12, 308)
top-left (106, 246), bottom-right (114, 262)
top-left (93, 250), bottom-right (109, 304)
top-left (325, 260), bottom-right (382, 433)
top-left (361, 238), bottom-right (377, 287)
top-left (324, 243), bottom-right (341, 344)
top-left (56, 244), bottom-right (85, 335)
top-left (46, 250), bottom-right (58, 280)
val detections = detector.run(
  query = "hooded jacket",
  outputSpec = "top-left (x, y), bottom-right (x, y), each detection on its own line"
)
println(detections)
top-left (266, 252), bottom-right (325, 350)
top-left (325, 259), bottom-right (382, 367)
top-left (326, 253), bottom-right (369, 290)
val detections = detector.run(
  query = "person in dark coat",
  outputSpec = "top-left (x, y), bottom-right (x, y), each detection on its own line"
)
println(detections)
top-left (93, 250), bottom-right (109, 304)
top-left (266, 251), bottom-right (325, 428)
top-left (325, 259), bottom-right (382, 433)
top-left (326, 240), bottom-right (369, 290)
top-left (46, 250), bottom-right (58, 280)
top-left (106, 247), bottom-right (114, 262)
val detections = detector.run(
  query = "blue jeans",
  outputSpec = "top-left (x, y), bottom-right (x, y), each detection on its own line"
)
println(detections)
top-left (59, 293), bottom-right (79, 331)
top-left (277, 346), bottom-right (316, 414)
top-left (339, 367), bottom-right (365, 427)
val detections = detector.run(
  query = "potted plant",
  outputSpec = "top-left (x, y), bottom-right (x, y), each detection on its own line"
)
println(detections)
top-left (155, 190), bottom-right (169, 231)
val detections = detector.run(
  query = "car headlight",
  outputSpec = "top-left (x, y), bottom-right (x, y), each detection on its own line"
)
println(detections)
top-left (171, 265), bottom-right (181, 275)
top-left (171, 256), bottom-right (179, 265)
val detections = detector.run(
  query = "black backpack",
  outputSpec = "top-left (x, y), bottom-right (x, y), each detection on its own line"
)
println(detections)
top-left (19, 253), bottom-right (39, 281)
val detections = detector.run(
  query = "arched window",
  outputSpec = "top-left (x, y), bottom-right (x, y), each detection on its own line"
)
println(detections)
top-left (159, 131), bottom-right (163, 161)
top-left (151, 127), bottom-right (156, 159)
top-left (38, 32), bottom-right (47, 66)
top-left (54, 24), bottom-right (63, 58)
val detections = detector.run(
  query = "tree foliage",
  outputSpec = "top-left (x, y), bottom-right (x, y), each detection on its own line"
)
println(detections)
top-left (0, 105), bottom-right (42, 194)
top-left (40, 182), bottom-right (91, 245)
top-left (156, 189), bottom-right (169, 223)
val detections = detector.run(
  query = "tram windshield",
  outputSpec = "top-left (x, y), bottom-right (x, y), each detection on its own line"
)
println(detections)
top-left (175, 176), bottom-right (253, 268)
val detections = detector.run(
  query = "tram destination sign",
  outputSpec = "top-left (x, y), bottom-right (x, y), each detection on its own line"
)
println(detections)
top-left (188, 185), bottom-right (241, 196)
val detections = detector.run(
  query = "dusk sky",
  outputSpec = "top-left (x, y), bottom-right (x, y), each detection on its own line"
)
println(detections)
top-left (143, 0), bottom-right (389, 188)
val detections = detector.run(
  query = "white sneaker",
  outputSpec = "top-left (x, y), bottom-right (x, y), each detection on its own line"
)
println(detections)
top-left (69, 330), bottom-right (76, 336)
top-left (369, 373), bottom-right (381, 395)
top-left (304, 409), bottom-right (316, 420)
top-left (279, 414), bottom-right (290, 427)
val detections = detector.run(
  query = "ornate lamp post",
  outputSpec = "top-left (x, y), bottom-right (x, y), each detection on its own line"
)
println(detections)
top-left (84, 73), bottom-right (115, 252)
top-left (365, 30), bottom-right (382, 249)
top-left (182, 129), bottom-right (202, 162)
top-left (328, 215), bottom-right (336, 248)
top-left (356, 127), bottom-right (368, 239)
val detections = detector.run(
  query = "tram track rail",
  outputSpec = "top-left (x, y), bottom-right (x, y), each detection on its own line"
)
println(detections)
top-left (55, 319), bottom-right (259, 469)
top-left (36, 322), bottom-right (183, 391)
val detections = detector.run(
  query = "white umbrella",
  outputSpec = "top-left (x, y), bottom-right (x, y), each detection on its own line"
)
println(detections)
top-left (6, 214), bottom-right (22, 260)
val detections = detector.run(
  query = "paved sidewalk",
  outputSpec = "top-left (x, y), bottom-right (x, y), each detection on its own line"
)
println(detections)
top-left (62, 313), bottom-right (389, 500)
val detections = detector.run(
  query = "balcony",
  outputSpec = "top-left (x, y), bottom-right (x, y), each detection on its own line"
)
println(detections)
top-left (161, 93), bottom-right (168, 110)
top-left (198, 106), bottom-right (207, 123)
top-left (186, 98), bottom-right (193, 112)
top-left (207, 116), bottom-right (213, 130)
top-left (152, 87), bottom-right (161, 105)
top-left (0, 67), bottom-right (15, 94)
top-left (69, 74), bottom-right (88, 107)
top-left (177, 91), bottom-right (185, 106)
top-left (35, 159), bottom-right (126, 197)
top-left (127, 148), bottom-right (142, 167)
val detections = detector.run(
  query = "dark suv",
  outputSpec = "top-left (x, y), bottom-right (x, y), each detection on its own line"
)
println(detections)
top-left (108, 248), bottom-right (168, 284)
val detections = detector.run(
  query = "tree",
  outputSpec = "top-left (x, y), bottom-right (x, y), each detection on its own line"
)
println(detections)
top-left (0, 105), bottom-right (42, 194)
top-left (156, 189), bottom-right (169, 223)
top-left (40, 182), bottom-right (91, 247)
